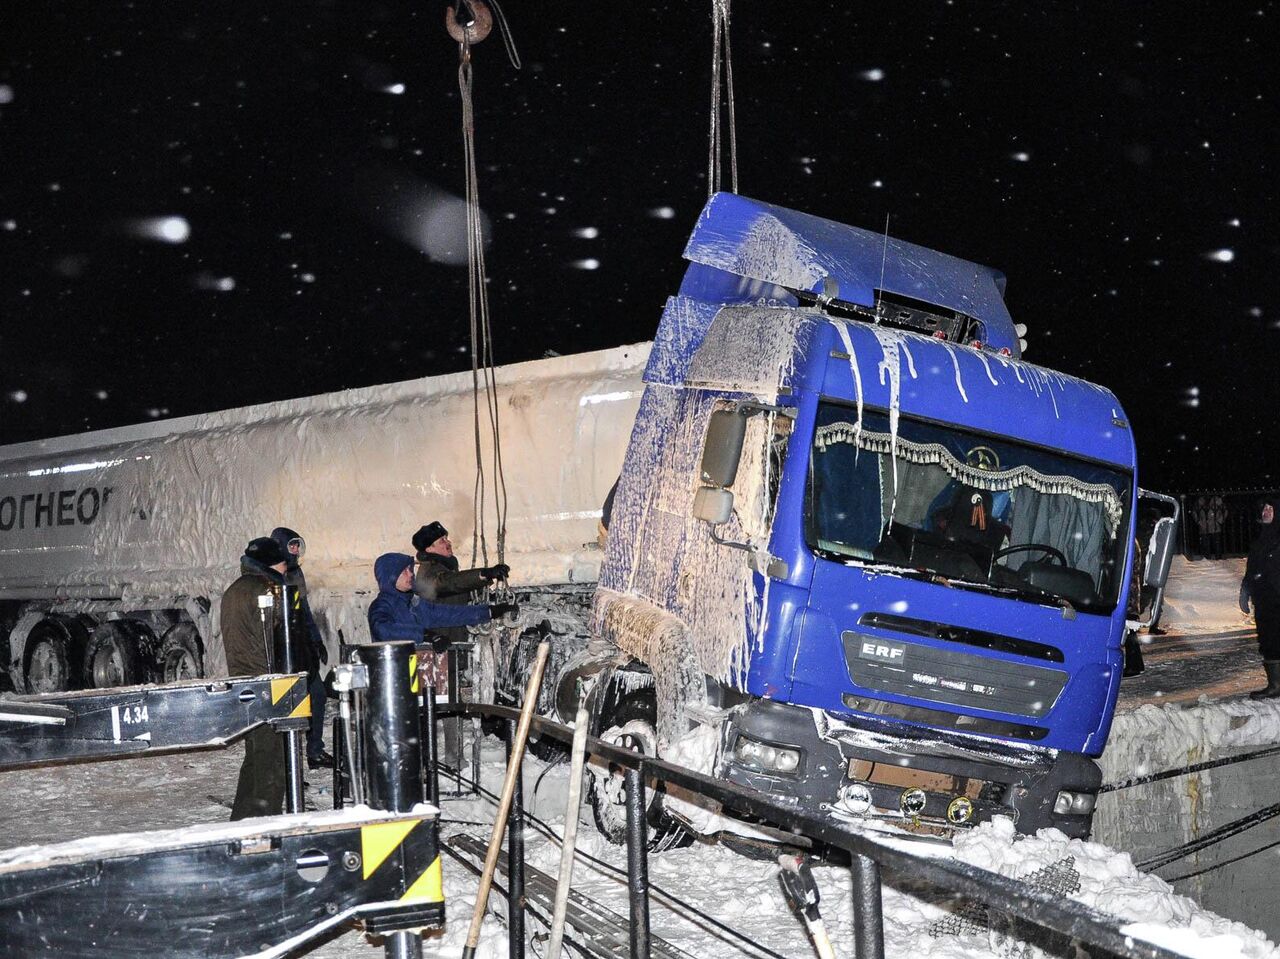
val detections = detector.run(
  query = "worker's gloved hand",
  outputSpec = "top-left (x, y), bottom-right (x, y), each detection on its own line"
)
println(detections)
top-left (488, 602), bottom-right (519, 620)
top-left (481, 563), bottom-right (510, 581)
top-left (1240, 585), bottom-right (1251, 615)
top-left (315, 641), bottom-right (329, 665)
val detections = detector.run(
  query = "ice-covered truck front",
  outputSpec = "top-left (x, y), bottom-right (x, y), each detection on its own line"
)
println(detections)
top-left (586, 193), bottom-right (1154, 838)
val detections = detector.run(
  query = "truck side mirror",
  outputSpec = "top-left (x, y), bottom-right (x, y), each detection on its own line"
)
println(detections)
top-left (700, 409), bottom-right (748, 489)
top-left (692, 486), bottom-right (734, 525)
top-left (1144, 516), bottom-right (1177, 590)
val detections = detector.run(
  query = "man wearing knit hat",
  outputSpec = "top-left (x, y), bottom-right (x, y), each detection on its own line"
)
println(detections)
top-left (412, 521), bottom-right (511, 651)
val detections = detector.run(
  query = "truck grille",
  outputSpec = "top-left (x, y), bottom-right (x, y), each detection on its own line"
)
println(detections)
top-left (842, 631), bottom-right (1067, 719)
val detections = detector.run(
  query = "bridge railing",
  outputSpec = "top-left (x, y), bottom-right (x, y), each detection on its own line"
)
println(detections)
top-left (439, 702), bottom-right (1186, 959)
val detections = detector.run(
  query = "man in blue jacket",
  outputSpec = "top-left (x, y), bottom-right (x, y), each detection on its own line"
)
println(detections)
top-left (368, 552), bottom-right (517, 643)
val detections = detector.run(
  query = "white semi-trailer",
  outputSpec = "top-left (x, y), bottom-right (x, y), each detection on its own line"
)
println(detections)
top-left (0, 344), bottom-right (647, 694)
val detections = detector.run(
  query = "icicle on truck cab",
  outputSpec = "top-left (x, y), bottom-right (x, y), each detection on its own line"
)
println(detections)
top-left (582, 193), bottom-right (1173, 840)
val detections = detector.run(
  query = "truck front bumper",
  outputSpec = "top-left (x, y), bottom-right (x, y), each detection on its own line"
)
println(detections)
top-left (717, 697), bottom-right (1101, 838)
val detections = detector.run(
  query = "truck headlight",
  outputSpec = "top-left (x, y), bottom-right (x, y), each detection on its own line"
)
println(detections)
top-left (1052, 790), bottom-right (1097, 816)
top-left (732, 734), bottom-right (802, 775)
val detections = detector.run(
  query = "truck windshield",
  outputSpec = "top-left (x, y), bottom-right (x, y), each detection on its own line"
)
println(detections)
top-left (806, 402), bottom-right (1131, 612)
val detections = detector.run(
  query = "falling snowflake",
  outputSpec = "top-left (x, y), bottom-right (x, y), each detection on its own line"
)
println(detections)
top-left (573, 226), bottom-right (599, 239)
top-left (1205, 248), bottom-right (1234, 262)
top-left (1011, 151), bottom-right (1031, 162)
top-left (8, 390), bottom-right (28, 403)
top-left (648, 206), bottom-right (676, 219)
top-left (859, 68), bottom-right (885, 81)
top-left (571, 258), bottom-right (600, 270)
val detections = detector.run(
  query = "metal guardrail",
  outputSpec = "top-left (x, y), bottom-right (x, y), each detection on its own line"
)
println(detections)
top-left (441, 702), bottom-right (1185, 959)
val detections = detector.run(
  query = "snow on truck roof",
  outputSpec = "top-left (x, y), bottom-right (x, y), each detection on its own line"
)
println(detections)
top-left (0, 342), bottom-right (652, 467)
top-left (683, 192), bottom-right (1017, 352)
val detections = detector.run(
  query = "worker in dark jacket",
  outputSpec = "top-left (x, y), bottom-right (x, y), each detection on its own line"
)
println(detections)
top-left (221, 536), bottom-right (306, 820)
top-left (369, 552), bottom-right (515, 643)
top-left (270, 526), bottom-right (332, 770)
top-left (412, 521), bottom-right (510, 643)
top-left (1241, 497), bottom-right (1280, 699)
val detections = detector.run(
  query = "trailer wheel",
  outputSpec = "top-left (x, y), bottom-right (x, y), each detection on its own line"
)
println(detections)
top-left (24, 622), bottom-right (73, 694)
top-left (84, 623), bottom-right (145, 689)
top-left (587, 689), bottom-right (693, 851)
top-left (159, 624), bottom-right (204, 683)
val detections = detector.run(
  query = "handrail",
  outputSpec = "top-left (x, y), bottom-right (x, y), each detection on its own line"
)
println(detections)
top-left (447, 703), bottom-right (1184, 959)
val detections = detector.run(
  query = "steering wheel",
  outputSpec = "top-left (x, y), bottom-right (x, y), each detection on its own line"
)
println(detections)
top-left (994, 543), bottom-right (1067, 566)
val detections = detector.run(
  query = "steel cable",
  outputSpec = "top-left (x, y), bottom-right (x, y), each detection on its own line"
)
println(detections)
top-left (442, 767), bottom-right (796, 959)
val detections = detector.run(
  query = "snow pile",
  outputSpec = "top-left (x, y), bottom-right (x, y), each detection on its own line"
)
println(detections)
top-left (943, 818), bottom-right (1278, 959)
top-left (1159, 556), bottom-right (1250, 633)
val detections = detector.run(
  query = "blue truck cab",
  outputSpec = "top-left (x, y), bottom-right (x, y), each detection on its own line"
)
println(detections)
top-left (592, 193), bottom-right (1146, 838)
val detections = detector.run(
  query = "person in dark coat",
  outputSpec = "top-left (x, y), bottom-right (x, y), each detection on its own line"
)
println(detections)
top-left (270, 526), bottom-right (332, 770)
top-left (412, 521), bottom-right (510, 645)
top-left (221, 536), bottom-right (308, 820)
top-left (1240, 497), bottom-right (1280, 699)
top-left (368, 552), bottom-right (514, 644)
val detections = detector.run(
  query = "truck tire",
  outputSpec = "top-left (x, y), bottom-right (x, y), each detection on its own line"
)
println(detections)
top-left (158, 623), bottom-right (204, 683)
top-left (84, 622), bottom-right (146, 689)
top-left (586, 688), bottom-right (693, 851)
top-left (24, 622), bottom-right (73, 694)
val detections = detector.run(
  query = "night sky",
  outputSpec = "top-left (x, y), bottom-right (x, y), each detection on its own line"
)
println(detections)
top-left (1, 2), bottom-right (1276, 491)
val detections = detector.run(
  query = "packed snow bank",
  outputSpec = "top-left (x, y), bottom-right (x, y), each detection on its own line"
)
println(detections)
top-left (949, 818), bottom-right (1277, 959)
top-left (1158, 556), bottom-right (1249, 633)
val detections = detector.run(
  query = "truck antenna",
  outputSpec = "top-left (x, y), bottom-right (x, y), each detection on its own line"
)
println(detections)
top-left (873, 212), bottom-right (890, 323)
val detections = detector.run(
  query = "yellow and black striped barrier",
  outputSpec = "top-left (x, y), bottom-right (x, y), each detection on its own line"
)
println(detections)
top-left (0, 672), bottom-right (312, 771)
top-left (0, 806), bottom-right (445, 958)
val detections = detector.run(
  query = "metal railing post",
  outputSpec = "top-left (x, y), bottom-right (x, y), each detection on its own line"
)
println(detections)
top-left (624, 767), bottom-right (651, 959)
top-left (507, 720), bottom-right (526, 959)
top-left (422, 671), bottom-right (439, 807)
top-left (278, 584), bottom-right (305, 813)
top-left (356, 641), bottom-right (426, 959)
top-left (851, 853), bottom-right (884, 959)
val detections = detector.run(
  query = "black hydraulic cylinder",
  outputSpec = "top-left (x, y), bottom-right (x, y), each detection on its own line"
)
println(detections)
top-left (851, 853), bottom-right (885, 959)
top-left (356, 641), bottom-right (426, 959)
top-left (507, 720), bottom-right (527, 959)
top-left (624, 767), bottom-right (652, 959)
top-left (422, 670), bottom-right (439, 807)
top-left (357, 641), bottom-right (425, 815)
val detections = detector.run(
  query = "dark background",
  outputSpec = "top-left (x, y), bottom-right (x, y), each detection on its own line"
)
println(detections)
top-left (1, 2), bottom-right (1276, 490)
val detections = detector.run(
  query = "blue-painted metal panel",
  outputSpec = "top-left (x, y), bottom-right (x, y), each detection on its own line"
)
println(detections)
top-left (681, 192), bottom-right (1017, 352)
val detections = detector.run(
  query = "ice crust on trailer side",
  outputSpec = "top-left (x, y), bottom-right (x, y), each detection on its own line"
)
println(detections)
top-left (596, 306), bottom-right (807, 740)
top-left (0, 344), bottom-right (650, 674)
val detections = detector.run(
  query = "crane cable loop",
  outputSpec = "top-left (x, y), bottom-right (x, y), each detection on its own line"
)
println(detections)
top-left (452, 4), bottom-right (510, 570)
top-left (708, 0), bottom-right (738, 196)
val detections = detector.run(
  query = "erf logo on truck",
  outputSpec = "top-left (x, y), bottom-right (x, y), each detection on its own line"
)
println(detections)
top-left (0, 486), bottom-right (114, 532)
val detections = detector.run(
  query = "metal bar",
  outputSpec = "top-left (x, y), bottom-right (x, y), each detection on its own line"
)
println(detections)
top-left (0, 807), bottom-right (441, 958)
top-left (356, 641), bottom-right (426, 959)
top-left (422, 678), bottom-right (439, 807)
top-left (508, 720), bottom-right (527, 959)
top-left (0, 675), bottom-right (309, 771)
top-left (624, 767), bottom-right (651, 959)
top-left (279, 584), bottom-right (305, 814)
top-left (851, 853), bottom-right (884, 959)
top-left (450, 649), bottom-right (463, 793)
top-left (1102, 742), bottom-right (1280, 793)
top-left (331, 714), bottom-right (345, 810)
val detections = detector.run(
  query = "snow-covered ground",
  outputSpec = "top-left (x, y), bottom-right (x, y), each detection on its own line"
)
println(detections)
top-left (2, 558), bottom-right (1278, 958)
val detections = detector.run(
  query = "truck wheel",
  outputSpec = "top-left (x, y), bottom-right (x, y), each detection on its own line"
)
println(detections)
top-left (158, 624), bottom-right (204, 682)
top-left (84, 623), bottom-right (145, 689)
top-left (24, 623), bottom-right (73, 694)
top-left (587, 689), bottom-right (693, 851)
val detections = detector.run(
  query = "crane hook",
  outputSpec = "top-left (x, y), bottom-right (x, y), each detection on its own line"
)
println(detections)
top-left (446, 0), bottom-right (493, 45)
